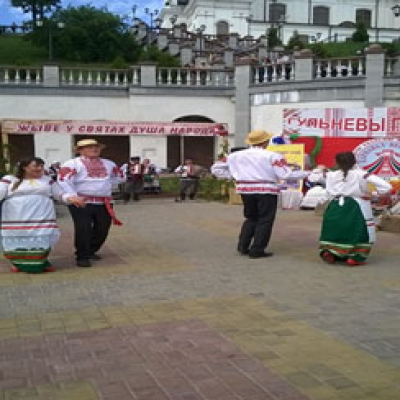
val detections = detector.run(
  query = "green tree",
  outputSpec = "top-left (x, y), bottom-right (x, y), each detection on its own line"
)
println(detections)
top-left (309, 43), bottom-right (328, 58)
top-left (11, 0), bottom-right (60, 23)
top-left (352, 21), bottom-right (369, 43)
top-left (286, 30), bottom-right (305, 50)
top-left (140, 45), bottom-right (179, 67)
top-left (267, 27), bottom-right (282, 48)
top-left (28, 6), bottom-right (142, 63)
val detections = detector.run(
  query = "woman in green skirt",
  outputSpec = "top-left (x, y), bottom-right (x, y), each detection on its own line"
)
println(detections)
top-left (319, 152), bottom-right (391, 266)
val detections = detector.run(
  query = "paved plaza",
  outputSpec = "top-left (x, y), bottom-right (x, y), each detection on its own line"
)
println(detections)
top-left (0, 199), bottom-right (400, 400)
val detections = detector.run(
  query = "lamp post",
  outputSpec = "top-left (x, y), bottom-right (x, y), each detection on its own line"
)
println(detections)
top-left (311, 32), bottom-right (322, 43)
top-left (393, 5), bottom-right (400, 42)
top-left (145, 8), bottom-right (159, 48)
top-left (196, 24), bottom-right (206, 54)
top-left (36, 19), bottom-right (65, 61)
top-left (276, 14), bottom-right (287, 41)
top-left (145, 8), bottom-right (159, 30)
top-left (246, 14), bottom-right (253, 36)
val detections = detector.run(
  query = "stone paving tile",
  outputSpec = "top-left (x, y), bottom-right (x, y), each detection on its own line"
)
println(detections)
top-left (0, 296), bottom-right (399, 398)
top-left (0, 319), bottom-right (309, 400)
top-left (1, 381), bottom-right (98, 400)
top-left (0, 201), bottom-right (400, 399)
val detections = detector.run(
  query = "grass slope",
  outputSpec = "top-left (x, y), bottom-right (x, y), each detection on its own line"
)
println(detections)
top-left (0, 35), bottom-right (47, 65)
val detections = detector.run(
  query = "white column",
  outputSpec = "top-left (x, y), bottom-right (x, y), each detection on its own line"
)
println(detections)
top-left (34, 133), bottom-right (73, 165)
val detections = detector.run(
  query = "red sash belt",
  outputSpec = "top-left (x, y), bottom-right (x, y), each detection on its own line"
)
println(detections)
top-left (78, 194), bottom-right (123, 226)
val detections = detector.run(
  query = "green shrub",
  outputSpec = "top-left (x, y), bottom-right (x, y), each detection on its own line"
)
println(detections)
top-left (159, 177), bottom-right (180, 194)
top-left (307, 41), bottom-right (366, 58)
top-left (198, 178), bottom-right (233, 201)
top-left (267, 27), bottom-right (282, 48)
top-left (140, 45), bottom-right (179, 67)
top-left (109, 55), bottom-right (129, 69)
top-left (352, 21), bottom-right (369, 43)
top-left (286, 30), bottom-right (305, 50)
top-left (381, 42), bottom-right (400, 57)
top-left (14, 58), bottom-right (31, 66)
top-left (159, 177), bottom-right (234, 202)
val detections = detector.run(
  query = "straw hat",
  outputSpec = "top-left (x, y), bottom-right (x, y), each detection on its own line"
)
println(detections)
top-left (245, 131), bottom-right (273, 146)
top-left (75, 139), bottom-right (105, 151)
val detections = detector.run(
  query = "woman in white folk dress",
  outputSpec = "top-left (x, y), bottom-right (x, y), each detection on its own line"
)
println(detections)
top-left (0, 157), bottom-right (82, 273)
top-left (319, 152), bottom-right (392, 266)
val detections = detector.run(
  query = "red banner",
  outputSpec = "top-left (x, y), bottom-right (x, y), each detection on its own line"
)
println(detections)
top-left (1, 120), bottom-right (229, 137)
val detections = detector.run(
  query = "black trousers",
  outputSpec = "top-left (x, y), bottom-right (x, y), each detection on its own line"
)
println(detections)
top-left (238, 194), bottom-right (278, 255)
top-left (68, 204), bottom-right (112, 260)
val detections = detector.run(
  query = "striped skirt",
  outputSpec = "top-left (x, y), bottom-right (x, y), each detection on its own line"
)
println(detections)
top-left (2, 235), bottom-right (58, 273)
top-left (3, 247), bottom-right (51, 273)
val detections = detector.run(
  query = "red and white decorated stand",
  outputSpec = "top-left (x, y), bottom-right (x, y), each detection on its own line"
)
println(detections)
top-left (283, 107), bottom-right (400, 169)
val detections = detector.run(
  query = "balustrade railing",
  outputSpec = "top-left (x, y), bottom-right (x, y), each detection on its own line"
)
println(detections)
top-left (157, 67), bottom-right (234, 87)
top-left (60, 67), bottom-right (140, 87)
top-left (385, 57), bottom-right (399, 77)
top-left (252, 62), bottom-right (295, 84)
top-left (238, 38), bottom-right (259, 48)
top-left (0, 66), bottom-right (42, 85)
top-left (314, 57), bottom-right (365, 79)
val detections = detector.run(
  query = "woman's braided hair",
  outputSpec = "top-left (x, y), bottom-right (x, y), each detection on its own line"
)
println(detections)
top-left (335, 152), bottom-right (356, 179)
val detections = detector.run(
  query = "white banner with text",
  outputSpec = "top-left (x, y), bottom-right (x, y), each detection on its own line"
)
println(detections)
top-left (2, 120), bottom-right (229, 137)
top-left (283, 108), bottom-right (400, 137)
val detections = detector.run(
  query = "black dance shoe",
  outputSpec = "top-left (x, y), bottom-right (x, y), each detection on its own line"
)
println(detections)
top-left (77, 259), bottom-right (92, 268)
top-left (248, 252), bottom-right (274, 259)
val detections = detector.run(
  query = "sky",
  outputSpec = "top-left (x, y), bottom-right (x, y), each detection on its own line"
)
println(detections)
top-left (0, 0), bottom-right (164, 25)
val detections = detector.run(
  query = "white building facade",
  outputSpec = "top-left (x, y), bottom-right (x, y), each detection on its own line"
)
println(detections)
top-left (161, 0), bottom-right (400, 43)
top-left (0, 47), bottom-right (399, 169)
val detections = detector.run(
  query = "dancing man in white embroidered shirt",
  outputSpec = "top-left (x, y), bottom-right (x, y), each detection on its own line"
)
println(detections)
top-left (57, 139), bottom-right (125, 268)
top-left (228, 131), bottom-right (309, 259)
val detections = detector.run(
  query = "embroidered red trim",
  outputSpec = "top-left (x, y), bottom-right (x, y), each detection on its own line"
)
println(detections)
top-left (58, 167), bottom-right (77, 181)
top-left (272, 159), bottom-right (288, 168)
top-left (1, 224), bottom-right (58, 230)
top-left (236, 187), bottom-right (280, 193)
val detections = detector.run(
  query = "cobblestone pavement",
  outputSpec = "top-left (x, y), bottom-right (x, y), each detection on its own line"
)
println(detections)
top-left (0, 199), bottom-right (399, 400)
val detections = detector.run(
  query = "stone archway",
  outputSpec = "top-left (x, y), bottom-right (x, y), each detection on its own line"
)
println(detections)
top-left (174, 116), bottom-right (214, 123)
top-left (167, 116), bottom-right (216, 169)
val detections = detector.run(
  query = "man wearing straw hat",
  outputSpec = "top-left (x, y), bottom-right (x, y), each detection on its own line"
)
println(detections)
top-left (227, 131), bottom-right (309, 259)
top-left (58, 139), bottom-right (125, 268)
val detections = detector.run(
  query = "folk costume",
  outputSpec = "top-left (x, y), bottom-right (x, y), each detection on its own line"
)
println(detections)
top-left (123, 159), bottom-right (144, 202)
top-left (142, 162), bottom-right (161, 194)
top-left (0, 175), bottom-right (67, 273)
top-left (227, 131), bottom-right (308, 258)
top-left (174, 164), bottom-right (203, 200)
top-left (319, 168), bottom-right (391, 264)
top-left (58, 149), bottom-right (124, 266)
top-left (211, 160), bottom-right (232, 180)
